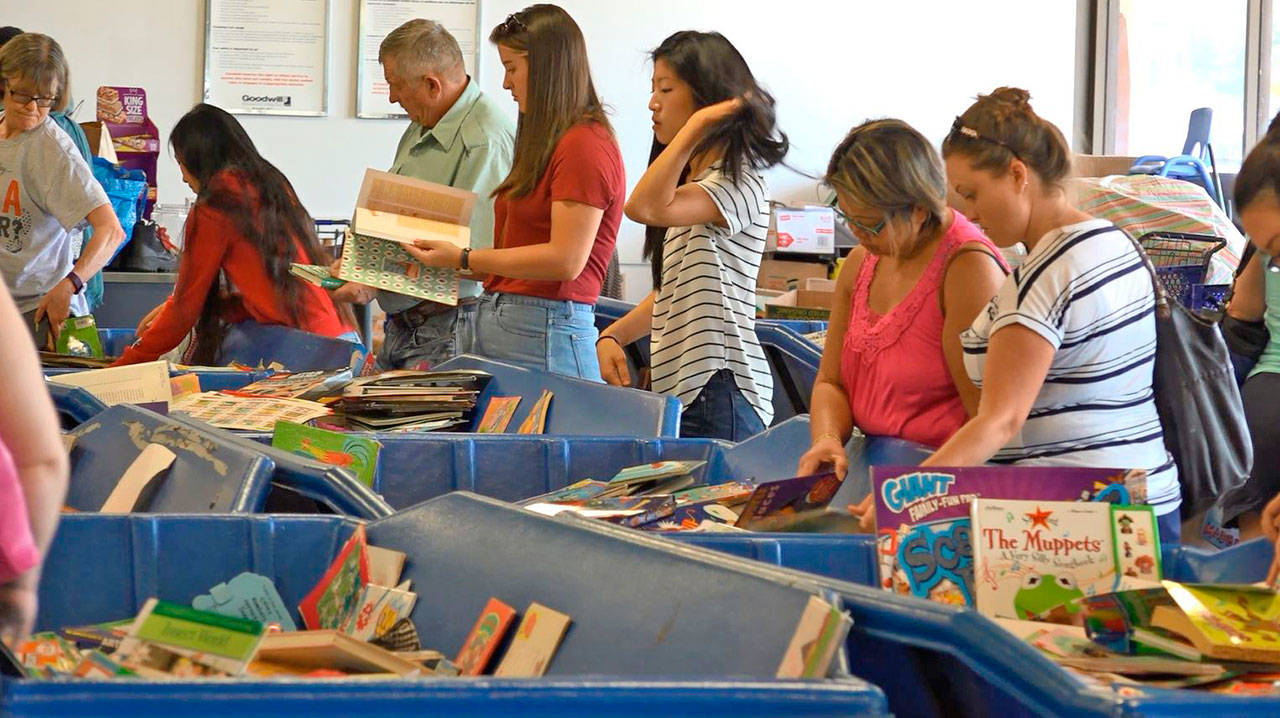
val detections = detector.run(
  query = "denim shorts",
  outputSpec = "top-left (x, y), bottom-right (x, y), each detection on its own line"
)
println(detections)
top-left (464, 292), bottom-right (601, 382)
top-left (378, 302), bottom-right (475, 371)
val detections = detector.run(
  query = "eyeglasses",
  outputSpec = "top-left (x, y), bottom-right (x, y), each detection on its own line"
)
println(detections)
top-left (832, 205), bottom-right (887, 237)
top-left (948, 117), bottom-right (1021, 160)
top-left (499, 12), bottom-right (528, 34)
top-left (6, 88), bottom-right (55, 109)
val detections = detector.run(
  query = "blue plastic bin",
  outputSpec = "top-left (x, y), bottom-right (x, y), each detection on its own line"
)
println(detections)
top-left (68, 404), bottom-right (392, 519)
top-left (761, 319), bottom-right (829, 336)
top-left (217, 321), bottom-right (365, 372)
top-left (47, 381), bottom-right (108, 429)
top-left (19, 495), bottom-right (890, 717)
top-left (241, 415), bottom-right (923, 512)
top-left (436, 354), bottom-right (681, 437)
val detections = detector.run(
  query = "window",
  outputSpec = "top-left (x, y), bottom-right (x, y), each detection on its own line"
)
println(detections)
top-left (1114, 0), bottom-right (1248, 169)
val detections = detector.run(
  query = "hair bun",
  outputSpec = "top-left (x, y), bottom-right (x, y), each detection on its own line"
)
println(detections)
top-left (987, 86), bottom-right (1033, 111)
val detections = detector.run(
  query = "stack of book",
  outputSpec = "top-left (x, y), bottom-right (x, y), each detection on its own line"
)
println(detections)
top-left (329, 369), bottom-right (490, 432)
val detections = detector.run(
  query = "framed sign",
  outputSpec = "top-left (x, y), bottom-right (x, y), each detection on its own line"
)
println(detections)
top-left (356, 0), bottom-right (480, 119)
top-left (204, 0), bottom-right (330, 116)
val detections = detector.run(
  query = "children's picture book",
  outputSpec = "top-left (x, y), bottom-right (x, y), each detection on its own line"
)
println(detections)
top-left (607, 461), bottom-right (706, 487)
top-left (776, 595), bottom-right (850, 679)
top-left (271, 421), bottom-right (381, 487)
top-left (872, 466), bottom-right (1148, 607)
top-left (299, 525), bottom-right (371, 630)
top-left (517, 390), bottom-right (553, 434)
top-left (172, 392), bottom-right (332, 431)
top-left (670, 481), bottom-right (754, 507)
top-left (72, 650), bottom-right (132, 679)
top-left (638, 500), bottom-right (740, 532)
top-left (1154, 581), bottom-right (1280, 663)
top-left (493, 602), bottom-right (571, 678)
top-left (230, 369), bottom-right (353, 401)
top-left (341, 582), bottom-right (418, 642)
top-left (517, 479), bottom-right (618, 507)
top-left (734, 472), bottom-right (843, 531)
top-left (366, 545), bottom-right (407, 587)
top-left (192, 572), bottom-right (297, 631)
top-left (48, 359), bottom-right (172, 408)
top-left (970, 499), bottom-right (1124, 620)
top-left (290, 263), bottom-right (346, 290)
top-left (115, 599), bottom-right (266, 676)
top-left (337, 168), bottom-right (475, 306)
top-left (1112, 505), bottom-right (1162, 581)
top-left (454, 597), bottom-right (517, 676)
top-left (476, 396), bottom-right (521, 433)
top-left (253, 629), bottom-right (423, 676)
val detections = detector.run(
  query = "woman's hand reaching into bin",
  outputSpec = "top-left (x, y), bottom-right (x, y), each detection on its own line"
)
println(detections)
top-left (597, 334), bottom-right (630, 387)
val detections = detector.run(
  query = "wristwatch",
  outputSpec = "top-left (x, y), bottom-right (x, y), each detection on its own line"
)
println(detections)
top-left (65, 270), bottom-right (85, 294)
top-left (460, 248), bottom-right (472, 271)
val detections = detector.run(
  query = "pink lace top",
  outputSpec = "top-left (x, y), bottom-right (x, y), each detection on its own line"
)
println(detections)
top-left (840, 211), bottom-right (1004, 448)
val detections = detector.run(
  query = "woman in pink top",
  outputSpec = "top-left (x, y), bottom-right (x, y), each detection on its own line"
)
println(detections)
top-left (798, 119), bottom-right (1006, 504)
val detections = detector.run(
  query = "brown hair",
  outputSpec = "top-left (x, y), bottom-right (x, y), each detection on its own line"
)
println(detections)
top-left (489, 4), bottom-right (610, 198)
top-left (0, 32), bottom-right (70, 113)
top-left (1235, 110), bottom-right (1280, 211)
top-left (941, 87), bottom-right (1071, 187)
top-left (826, 119), bottom-right (948, 236)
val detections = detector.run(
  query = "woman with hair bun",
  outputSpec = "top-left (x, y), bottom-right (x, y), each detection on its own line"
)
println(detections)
top-left (918, 87), bottom-right (1181, 539)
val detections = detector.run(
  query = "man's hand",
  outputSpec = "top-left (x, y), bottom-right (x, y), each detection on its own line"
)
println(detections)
top-left (33, 280), bottom-right (75, 344)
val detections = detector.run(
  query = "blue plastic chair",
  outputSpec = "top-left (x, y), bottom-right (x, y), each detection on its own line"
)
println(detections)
top-left (1128, 107), bottom-right (1224, 206)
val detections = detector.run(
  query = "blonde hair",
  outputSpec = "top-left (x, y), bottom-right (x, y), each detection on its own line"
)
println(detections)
top-left (825, 118), bottom-right (948, 235)
top-left (0, 33), bottom-right (69, 113)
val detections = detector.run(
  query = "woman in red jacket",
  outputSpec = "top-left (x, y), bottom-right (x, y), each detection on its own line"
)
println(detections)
top-left (115, 104), bottom-right (353, 366)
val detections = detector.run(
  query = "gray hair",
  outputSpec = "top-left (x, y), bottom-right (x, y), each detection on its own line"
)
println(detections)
top-left (0, 33), bottom-right (70, 113)
top-left (378, 19), bottom-right (465, 81)
top-left (826, 118), bottom-right (949, 235)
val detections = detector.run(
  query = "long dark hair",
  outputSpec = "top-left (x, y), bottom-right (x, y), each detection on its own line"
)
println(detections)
top-left (169, 103), bottom-right (349, 362)
top-left (1235, 111), bottom-right (1280, 211)
top-left (489, 4), bottom-right (611, 199)
top-left (642, 30), bottom-right (788, 288)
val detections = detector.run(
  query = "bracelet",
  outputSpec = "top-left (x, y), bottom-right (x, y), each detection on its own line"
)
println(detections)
top-left (815, 432), bottom-right (844, 446)
top-left (65, 271), bottom-right (84, 294)
top-left (597, 334), bottom-right (623, 348)
top-left (460, 248), bottom-right (471, 271)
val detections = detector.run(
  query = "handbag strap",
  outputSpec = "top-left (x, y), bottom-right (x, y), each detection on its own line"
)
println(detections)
top-left (1118, 231), bottom-right (1173, 319)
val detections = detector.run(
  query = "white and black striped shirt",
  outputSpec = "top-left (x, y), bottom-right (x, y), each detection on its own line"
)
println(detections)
top-left (961, 219), bottom-right (1180, 515)
top-left (650, 163), bottom-right (773, 425)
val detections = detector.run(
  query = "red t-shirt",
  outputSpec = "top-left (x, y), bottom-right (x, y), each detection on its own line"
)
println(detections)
top-left (115, 170), bottom-right (350, 366)
top-left (485, 122), bottom-right (624, 304)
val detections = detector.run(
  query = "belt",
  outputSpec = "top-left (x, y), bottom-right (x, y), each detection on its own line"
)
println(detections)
top-left (393, 297), bottom-right (478, 324)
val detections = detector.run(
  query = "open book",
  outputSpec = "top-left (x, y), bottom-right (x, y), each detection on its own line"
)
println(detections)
top-left (337, 169), bottom-right (476, 306)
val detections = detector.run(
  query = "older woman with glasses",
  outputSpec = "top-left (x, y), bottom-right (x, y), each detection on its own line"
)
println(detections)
top-left (0, 33), bottom-right (124, 346)
top-left (797, 119), bottom-right (1006, 502)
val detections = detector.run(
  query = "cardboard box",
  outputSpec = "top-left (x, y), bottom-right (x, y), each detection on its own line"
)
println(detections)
top-left (763, 278), bottom-right (835, 320)
top-left (1072, 154), bottom-right (1140, 178)
top-left (758, 258), bottom-right (829, 292)
top-left (770, 205), bottom-right (836, 255)
top-left (78, 121), bottom-right (118, 163)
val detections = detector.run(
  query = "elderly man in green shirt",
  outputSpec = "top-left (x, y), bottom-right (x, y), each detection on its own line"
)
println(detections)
top-left (333, 19), bottom-right (513, 370)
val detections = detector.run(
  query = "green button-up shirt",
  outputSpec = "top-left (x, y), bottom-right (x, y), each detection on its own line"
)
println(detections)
top-left (379, 78), bottom-right (514, 313)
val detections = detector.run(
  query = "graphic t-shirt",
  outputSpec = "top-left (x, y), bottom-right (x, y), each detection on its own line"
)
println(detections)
top-left (0, 115), bottom-right (106, 314)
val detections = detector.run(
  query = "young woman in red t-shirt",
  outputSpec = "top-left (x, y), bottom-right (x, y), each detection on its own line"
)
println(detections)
top-left (115, 104), bottom-right (354, 366)
top-left (405, 4), bottom-right (625, 381)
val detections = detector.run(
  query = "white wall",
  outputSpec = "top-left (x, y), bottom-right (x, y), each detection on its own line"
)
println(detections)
top-left (12, 0), bottom-right (1078, 301)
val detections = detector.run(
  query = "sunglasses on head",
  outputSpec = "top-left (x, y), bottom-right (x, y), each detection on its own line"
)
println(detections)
top-left (948, 117), bottom-right (1021, 160)
top-left (499, 12), bottom-right (528, 34)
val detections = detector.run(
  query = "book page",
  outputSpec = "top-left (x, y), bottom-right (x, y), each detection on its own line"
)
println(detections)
top-left (356, 168), bottom-right (475, 226)
top-left (49, 360), bottom-right (172, 406)
top-left (353, 207), bottom-right (470, 248)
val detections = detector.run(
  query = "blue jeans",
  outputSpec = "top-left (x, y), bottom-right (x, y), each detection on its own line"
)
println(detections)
top-left (679, 368), bottom-right (766, 441)
top-left (464, 293), bottom-right (601, 381)
top-left (378, 302), bottom-right (475, 370)
top-left (1157, 508), bottom-right (1182, 545)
